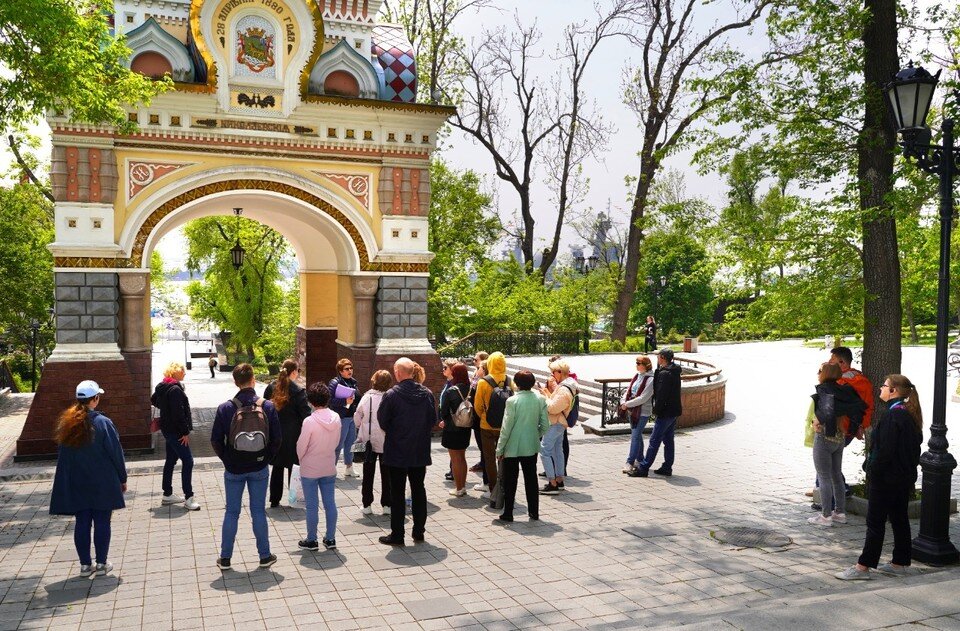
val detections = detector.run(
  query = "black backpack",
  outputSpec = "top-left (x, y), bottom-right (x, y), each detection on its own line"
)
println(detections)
top-left (229, 397), bottom-right (269, 464)
top-left (560, 384), bottom-right (580, 427)
top-left (483, 375), bottom-right (513, 429)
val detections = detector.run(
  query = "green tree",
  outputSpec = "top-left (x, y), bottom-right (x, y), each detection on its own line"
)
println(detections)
top-left (629, 230), bottom-right (715, 337)
top-left (183, 217), bottom-right (291, 359)
top-left (427, 159), bottom-right (499, 342)
top-left (0, 182), bottom-right (54, 388)
top-left (258, 276), bottom-right (300, 365)
top-left (0, 0), bottom-right (168, 133)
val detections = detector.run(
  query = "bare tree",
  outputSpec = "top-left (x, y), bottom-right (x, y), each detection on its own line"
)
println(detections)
top-left (448, 2), bottom-right (631, 278)
top-left (609, 0), bottom-right (775, 342)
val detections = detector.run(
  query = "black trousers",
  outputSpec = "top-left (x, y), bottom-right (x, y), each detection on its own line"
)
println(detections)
top-left (501, 455), bottom-right (539, 519)
top-left (269, 464), bottom-right (292, 505)
top-left (858, 481), bottom-right (912, 568)
top-left (644, 336), bottom-right (657, 352)
top-left (362, 452), bottom-right (392, 508)
top-left (562, 430), bottom-right (569, 476)
top-left (387, 465), bottom-right (427, 541)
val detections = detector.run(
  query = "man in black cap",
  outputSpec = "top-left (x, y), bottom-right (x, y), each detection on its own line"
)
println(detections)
top-left (629, 348), bottom-right (682, 478)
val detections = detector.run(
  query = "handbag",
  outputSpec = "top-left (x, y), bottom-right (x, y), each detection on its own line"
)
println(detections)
top-left (288, 464), bottom-right (302, 506)
top-left (351, 397), bottom-right (373, 464)
top-left (453, 387), bottom-right (474, 428)
top-left (150, 405), bottom-right (161, 433)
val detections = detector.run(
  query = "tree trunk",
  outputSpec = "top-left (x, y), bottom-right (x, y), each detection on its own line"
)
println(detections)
top-left (612, 151), bottom-right (657, 342)
top-left (858, 0), bottom-right (900, 417)
top-left (907, 302), bottom-right (918, 344)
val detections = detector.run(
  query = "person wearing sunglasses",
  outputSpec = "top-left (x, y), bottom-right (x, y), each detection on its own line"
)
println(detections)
top-left (329, 358), bottom-right (361, 478)
top-left (620, 356), bottom-right (655, 473)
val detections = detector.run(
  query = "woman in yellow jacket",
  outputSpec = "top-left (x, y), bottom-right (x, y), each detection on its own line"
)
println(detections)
top-left (474, 352), bottom-right (514, 499)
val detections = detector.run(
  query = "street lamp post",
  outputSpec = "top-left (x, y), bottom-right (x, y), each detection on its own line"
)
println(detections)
top-left (182, 329), bottom-right (191, 371)
top-left (574, 253), bottom-right (599, 353)
top-left (885, 62), bottom-right (960, 565)
top-left (646, 275), bottom-right (667, 321)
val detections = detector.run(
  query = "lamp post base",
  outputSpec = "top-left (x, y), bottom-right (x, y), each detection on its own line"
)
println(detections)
top-left (912, 534), bottom-right (959, 566)
top-left (912, 450), bottom-right (960, 566)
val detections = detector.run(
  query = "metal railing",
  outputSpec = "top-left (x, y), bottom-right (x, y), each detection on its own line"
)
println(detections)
top-left (438, 330), bottom-right (583, 358)
top-left (595, 357), bottom-right (723, 427)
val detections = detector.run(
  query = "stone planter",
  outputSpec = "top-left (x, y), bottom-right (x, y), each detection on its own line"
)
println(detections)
top-left (812, 489), bottom-right (957, 518)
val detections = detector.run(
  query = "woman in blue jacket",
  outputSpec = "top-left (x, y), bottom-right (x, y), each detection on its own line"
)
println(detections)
top-left (50, 381), bottom-right (127, 578)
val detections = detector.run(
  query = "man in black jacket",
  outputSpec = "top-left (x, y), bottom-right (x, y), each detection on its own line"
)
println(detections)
top-left (377, 357), bottom-right (437, 546)
top-left (629, 348), bottom-right (682, 478)
top-left (210, 364), bottom-right (282, 571)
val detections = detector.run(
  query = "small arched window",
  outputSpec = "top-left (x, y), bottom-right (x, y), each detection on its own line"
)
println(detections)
top-left (323, 70), bottom-right (360, 98)
top-left (131, 51), bottom-right (173, 80)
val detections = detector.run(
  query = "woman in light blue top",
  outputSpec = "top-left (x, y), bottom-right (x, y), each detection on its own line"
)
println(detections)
top-left (620, 356), bottom-right (655, 473)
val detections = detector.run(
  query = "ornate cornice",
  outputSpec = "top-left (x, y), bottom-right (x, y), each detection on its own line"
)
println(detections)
top-left (53, 178), bottom-right (429, 274)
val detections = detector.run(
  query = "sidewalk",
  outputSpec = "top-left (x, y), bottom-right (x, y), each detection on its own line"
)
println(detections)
top-left (0, 341), bottom-right (959, 629)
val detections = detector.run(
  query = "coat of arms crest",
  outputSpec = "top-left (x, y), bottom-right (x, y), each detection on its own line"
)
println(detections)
top-left (236, 26), bottom-right (275, 73)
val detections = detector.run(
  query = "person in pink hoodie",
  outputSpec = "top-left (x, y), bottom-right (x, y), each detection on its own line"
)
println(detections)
top-left (296, 382), bottom-right (342, 551)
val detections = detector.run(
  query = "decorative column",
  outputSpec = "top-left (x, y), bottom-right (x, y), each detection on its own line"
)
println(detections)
top-left (351, 276), bottom-right (379, 348)
top-left (119, 272), bottom-right (149, 352)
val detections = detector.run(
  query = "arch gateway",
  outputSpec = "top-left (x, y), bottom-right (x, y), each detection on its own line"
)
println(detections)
top-left (17, 0), bottom-right (452, 458)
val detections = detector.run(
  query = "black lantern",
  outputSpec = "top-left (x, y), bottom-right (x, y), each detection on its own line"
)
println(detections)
top-left (231, 207), bottom-right (246, 270)
top-left (884, 63), bottom-right (960, 566)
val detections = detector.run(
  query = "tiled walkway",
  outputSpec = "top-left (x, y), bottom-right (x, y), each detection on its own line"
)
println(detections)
top-left (1, 341), bottom-right (960, 629)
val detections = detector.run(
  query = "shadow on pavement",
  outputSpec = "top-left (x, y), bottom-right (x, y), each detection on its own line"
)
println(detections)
top-left (147, 506), bottom-right (191, 519)
top-left (664, 475), bottom-right (701, 487)
top-left (299, 551), bottom-right (345, 571)
top-left (385, 545), bottom-right (448, 566)
top-left (210, 570), bottom-right (285, 593)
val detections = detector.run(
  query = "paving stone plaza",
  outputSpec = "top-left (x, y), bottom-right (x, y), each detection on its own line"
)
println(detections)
top-left (2, 341), bottom-right (960, 630)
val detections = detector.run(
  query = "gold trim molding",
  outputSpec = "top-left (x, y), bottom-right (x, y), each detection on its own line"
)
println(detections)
top-left (53, 179), bottom-right (429, 274)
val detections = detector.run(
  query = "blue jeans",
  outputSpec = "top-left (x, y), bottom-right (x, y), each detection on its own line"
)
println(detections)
top-left (302, 475), bottom-right (337, 542)
top-left (162, 431), bottom-right (194, 498)
top-left (335, 417), bottom-right (357, 466)
top-left (540, 423), bottom-right (566, 480)
top-left (74, 509), bottom-right (111, 565)
top-left (638, 416), bottom-right (676, 471)
top-left (626, 415), bottom-right (650, 466)
top-left (221, 467), bottom-right (270, 559)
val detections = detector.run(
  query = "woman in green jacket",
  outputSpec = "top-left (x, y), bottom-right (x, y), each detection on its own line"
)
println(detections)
top-left (495, 371), bottom-right (549, 522)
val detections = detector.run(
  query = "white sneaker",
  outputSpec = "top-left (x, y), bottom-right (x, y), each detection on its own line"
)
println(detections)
top-left (161, 494), bottom-right (184, 505)
top-left (79, 564), bottom-right (94, 577)
top-left (835, 565), bottom-right (871, 580)
top-left (831, 511), bottom-right (847, 524)
top-left (622, 465), bottom-right (636, 474)
top-left (480, 491), bottom-right (491, 499)
top-left (876, 562), bottom-right (909, 576)
top-left (345, 465), bottom-right (360, 478)
top-left (184, 497), bottom-right (201, 511)
top-left (472, 483), bottom-right (485, 492)
top-left (382, 506), bottom-right (391, 515)
top-left (449, 488), bottom-right (466, 497)
top-left (808, 514), bottom-right (833, 526)
top-left (95, 562), bottom-right (113, 576)
top-left (361, 506), bottom-right (373, 515)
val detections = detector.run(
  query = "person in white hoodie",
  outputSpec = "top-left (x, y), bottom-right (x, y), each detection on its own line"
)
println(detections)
top-left (353, 370), bottom-right (393, 515)
top-left (296, 382), bottom-right (342, 552)
top-left (620, 356), bottom-right (655, 473)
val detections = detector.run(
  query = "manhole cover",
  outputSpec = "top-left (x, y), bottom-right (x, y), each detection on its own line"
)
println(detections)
top-left (712, 527), bottom-right (791, 548)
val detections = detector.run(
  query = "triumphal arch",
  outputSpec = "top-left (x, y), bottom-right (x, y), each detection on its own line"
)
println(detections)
top-left (18, 0), bottom-right (450, 457)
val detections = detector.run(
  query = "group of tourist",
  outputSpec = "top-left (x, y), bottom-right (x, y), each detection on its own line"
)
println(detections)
top-left (48, 339), bottom-right (927, 581)
top-left (805, 346), bottom-right (925, 580)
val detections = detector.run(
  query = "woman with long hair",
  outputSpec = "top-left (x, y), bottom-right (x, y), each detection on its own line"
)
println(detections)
top-left (50, 381), bottom-right (127, 577)
top-left (440, 362), bottom-right (472, 496)
top-left (836, 374), bottom-right (924, 580)
top-left (151, 362), bottom-right (200, 511)
top-left (808, 362), bottom-right (866, 526)
top-left (644, 315), bottom-right (658, 353)
top-left (353, 370), bottom-right (394, 514)
top-left (264, 359), bottom-right (311, 507)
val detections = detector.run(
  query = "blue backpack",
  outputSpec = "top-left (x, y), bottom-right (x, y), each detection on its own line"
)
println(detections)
top-left (560, 384), bottom-right (579, 427)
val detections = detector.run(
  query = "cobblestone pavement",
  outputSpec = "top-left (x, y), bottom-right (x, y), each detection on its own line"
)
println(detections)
top-left (2, 341), bottom-right (960, 629)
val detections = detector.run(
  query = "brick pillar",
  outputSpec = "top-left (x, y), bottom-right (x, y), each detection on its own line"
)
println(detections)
top-left (296, 327), bottom-right (338, 386)
top-left (17, 271), bottom-right (153, 460)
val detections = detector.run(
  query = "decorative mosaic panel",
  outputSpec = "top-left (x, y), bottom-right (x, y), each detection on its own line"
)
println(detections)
top-left (234, 15), bottom-right (277, 79)
top-left (371, 24), bottom-right (417, 103)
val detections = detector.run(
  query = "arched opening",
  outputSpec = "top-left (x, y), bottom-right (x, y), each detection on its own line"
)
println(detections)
top-left (323, 70), bottom-right (361, 98)
top-left (131, 51), bottom-right (174, 79)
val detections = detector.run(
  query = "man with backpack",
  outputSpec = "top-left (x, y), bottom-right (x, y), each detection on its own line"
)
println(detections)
top-left (474, 351), bottom-right (514, 501)
top-left (539, 359), bottom-right (578, 494)
top-left (210, 363), bottom-right (282, 571)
